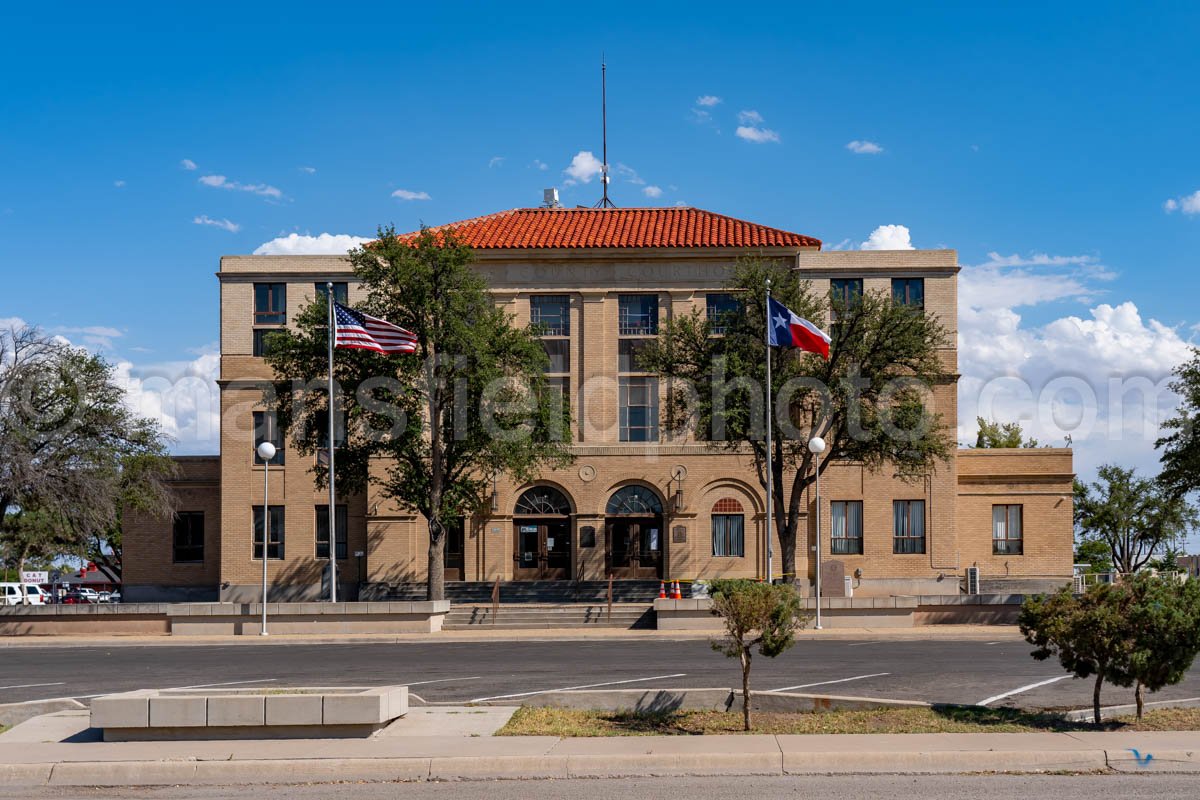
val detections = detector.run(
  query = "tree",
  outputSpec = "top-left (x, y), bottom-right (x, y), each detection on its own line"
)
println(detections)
top-left (1157, 347), bottom-right (1200, 500)
top-left (708, 578), bottom-right (808, 730)
top-left (973, 417), bottom-right (1039, 448)
top-left (1073, 537), bottom-right (1113, 574)
top-left (0, 326), bottom-right (177, 601)
top-left (639, 257), bottom-right (953, 585)
top-left (1111, 573), bottom-right (1200, 719)
top-left (1019, 583), bottom-right (1134, 724)
top-left (1074, 466), bottom-right (1196, 574)
top-left (265, 227), bottom-right (572, 600)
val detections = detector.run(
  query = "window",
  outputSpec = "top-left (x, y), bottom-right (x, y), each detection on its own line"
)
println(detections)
top-left (830, 278), bottom-right (863, 322)
top-left (530, 295), bottom-right (570, 336)
top-left (893, 500), bottom-right (926, 554)
top-left (619, 377), bottom-right (658, 442)
top-left (312, 408), bottom-right (346, 449)
top-left (253, 506), bottom-right (285, 560)
top-left (172, 512), bottom-right (205, 563)
top-left (618, 295), bottom-right (658, 335)
top-left (706, 293), bottom-right (739, 334)
top-left (315, 282), bottom-right (348, 305)
top-left (254, 283), bottom-right (287, 325)
top-left (315, 505), bottom-right (348, 560)
top-left (253, 411), bottom-right (284, 465)
top-left (542, 339), bottom-right (570, 373)
top-left (892, 278), bottom-right (924, 308)
top-left (252, 329), bottom-right (284, 358)
top-left (618, 338), bottom-right (652, 373)
top-left (993, 504), bottom-right (1024, 555)
top-left (711, 499), bottom-right (745, 557)
top-left (831, 501), bottom-right (864, 555)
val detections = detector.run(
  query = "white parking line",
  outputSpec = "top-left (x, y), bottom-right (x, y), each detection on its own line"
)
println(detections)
top-left (406, 676), bottom-right (482, 686)
top-left (846, 641), bottom-right (883, 647)
top-left (168, 679), bottom-right (277, 690)
top-left (469, 673), bottom-right (687, 703)
top-left (977, 675), bottom-right (1071, 706)
top-left (0, 682), bottom-right (65, 691)
top-left (770, 672), bottom-right (890, 692)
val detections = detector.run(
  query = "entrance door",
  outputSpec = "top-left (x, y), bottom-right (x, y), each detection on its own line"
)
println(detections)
top-left (444, 518), bottom-right (465, 582)
top-left (605, 517), bottom-right (663, 579)
top-left (512, 519), bottom-right (570, 580)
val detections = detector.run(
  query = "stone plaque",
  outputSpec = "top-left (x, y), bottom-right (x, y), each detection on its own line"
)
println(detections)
top-left (672, 525), bottom-right (687, 544)
top-left (579, 526), bottom-right (596, 548)
top-left (820, 560), bottom-right (846, 597)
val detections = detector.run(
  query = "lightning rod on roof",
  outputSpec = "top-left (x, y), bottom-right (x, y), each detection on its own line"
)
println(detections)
top-left (595, 56), bottom-right (616, 208)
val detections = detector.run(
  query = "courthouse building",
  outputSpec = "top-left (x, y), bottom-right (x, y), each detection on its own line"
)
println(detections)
top-left (123, 205), bottom-right (1074, 602)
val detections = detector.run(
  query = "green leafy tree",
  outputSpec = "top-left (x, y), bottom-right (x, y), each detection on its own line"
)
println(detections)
top-left (1110, 573), bottom-right (1200, 719)
top-left (264, 227), bottom-right (572, 600)
top-left (0, 326), bottom-right (177, 597)
top-left (1074, 466), bottom-right (1197, 574)
top-left (639, 257), bottom-right (952, 584)
top-left (1157, 348), bottom-right (1200, 499)
top-left (1073, 537), bottom-right (1113, 574)
top-left (973, 417), bottom-right (1039, 448)
top-left (708, 578), bottom-right (808, 730)
top-left (1019, 583), bottom-right (1134, 724)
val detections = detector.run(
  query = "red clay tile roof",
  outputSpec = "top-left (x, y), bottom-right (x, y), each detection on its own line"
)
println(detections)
top-left (399, 207), bottom-right (820, 250)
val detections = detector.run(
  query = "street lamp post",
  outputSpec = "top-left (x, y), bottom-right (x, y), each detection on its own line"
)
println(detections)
top-left (808, 436), bottom-right (826, 630)
top-left (256, 441), bottom-right (276, 636)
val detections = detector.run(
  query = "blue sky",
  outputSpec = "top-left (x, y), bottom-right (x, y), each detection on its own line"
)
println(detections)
top-left (2, 1), bottom-right (1199, 488)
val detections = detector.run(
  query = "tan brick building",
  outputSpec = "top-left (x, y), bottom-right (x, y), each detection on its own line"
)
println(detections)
top-left (123, 206), bottom-right (1074, 602)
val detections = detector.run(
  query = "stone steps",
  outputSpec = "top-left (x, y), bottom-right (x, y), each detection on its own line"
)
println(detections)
top-left (443, 603), bottom-right (655, 630)
top-left (383, 580), bottom-right (664, 604)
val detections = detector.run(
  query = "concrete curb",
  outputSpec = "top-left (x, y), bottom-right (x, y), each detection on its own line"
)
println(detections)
top-left (0, 699), bottom-right (86, 729)
top-left (2, 746), bottom-right (1191, 786)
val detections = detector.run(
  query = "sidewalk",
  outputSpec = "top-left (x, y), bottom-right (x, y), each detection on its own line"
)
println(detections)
top-left (0, 624), bottom-right (1024, 648)
top-left (0, 725), bottom-right (1193, 785)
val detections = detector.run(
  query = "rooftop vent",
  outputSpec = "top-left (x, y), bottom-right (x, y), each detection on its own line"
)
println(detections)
top-left (542, 188), bottom-right (561, 208)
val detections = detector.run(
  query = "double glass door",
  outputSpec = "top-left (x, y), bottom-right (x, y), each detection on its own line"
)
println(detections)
top-left (513, 519), bottom-right (570, 580)
top-left (605, 517), bottom-right (663, 579)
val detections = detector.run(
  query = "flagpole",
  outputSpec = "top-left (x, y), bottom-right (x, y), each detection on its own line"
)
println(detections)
top-left (327, 283), bottom-right (338, 603)
top-left (764, 278), bottom-right (774, 585)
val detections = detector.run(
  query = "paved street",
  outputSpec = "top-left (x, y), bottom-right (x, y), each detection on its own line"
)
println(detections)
top-left (4, 637), bottom-right (1200, 711)
top-left (0, 774), bottom-right (1192, 800)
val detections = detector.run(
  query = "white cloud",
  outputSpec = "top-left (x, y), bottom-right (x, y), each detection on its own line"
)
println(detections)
top-left (113, 180), bottom-right (126, 187)
top-left (193, 215), bottom-right (240, 233)
top-left (823, 238), bottom-right (853, 251)
top-left (391, 189), bottom-right (431, 201)
top-left (299, 166), bottom-right (316, 174)
top-left (860, 224), bottom-right (914, 250)
top-left (846, 140), bottom-right (884, 155)
top-left (615, 163), bottom-right (644, 185)
top-left (114, 345), bottom-right (221, 455)
top-left (563, 150), bottom-right (605, 185)
top-left (696, 95), bottom-right (722, 107)
top-left (1164, 190), bottom-right (1200, 214)
top-left (198, 174), bottom-right (283, 200)
top-left (531, 159), bottom-right (548, 171)
top-left (488, 156), bottom-right (505, 168)
top-left (253, 233), bottom-right (372, 255)
top-left (734, 110), bottom-right (779, 143)
top-left (180, 159), bottom-right (197, 170)
top-left (53, 325), bottom-right (123, 350)
top-left (643, 185), bottom-right (663, 199)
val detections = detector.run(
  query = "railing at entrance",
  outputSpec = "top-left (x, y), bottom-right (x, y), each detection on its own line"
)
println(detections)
top-left (491, 577), bottom-right (500, 625)
top-left (607, 574), bottom-right (613, 623)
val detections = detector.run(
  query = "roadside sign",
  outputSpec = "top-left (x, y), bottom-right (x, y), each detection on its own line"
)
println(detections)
top-left (21, 571), bottom-right (49, 585)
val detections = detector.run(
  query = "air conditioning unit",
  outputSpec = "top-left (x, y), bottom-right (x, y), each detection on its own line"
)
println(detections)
top-left (965, 566), bottom-right (981, 595)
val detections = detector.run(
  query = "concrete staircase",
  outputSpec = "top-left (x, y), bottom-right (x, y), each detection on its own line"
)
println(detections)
top-left (443, 603), bottom-right (655, 630)
top-left (384, 580), bottom-right (664, 604)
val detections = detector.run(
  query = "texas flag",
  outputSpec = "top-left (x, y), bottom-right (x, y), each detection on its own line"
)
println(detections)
top-left (767, 296), bottom-right (831, 360)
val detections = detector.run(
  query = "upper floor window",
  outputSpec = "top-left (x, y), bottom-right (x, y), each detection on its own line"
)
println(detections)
top-left (252, 329), bottom-right (283, 358)
top-left (830, 278), bottom-right (863, 316)
top-left (705, 293), bottom-right (739, 335)
top-left (891, 278), bottom-right (924, 309)
top-left (254, 283), bottom-right (287, 325)
top-left (315, 504), bottom-right (348, 560)
top-left (531, 295), bottom-right (570, 336)
top-left (315, 282), bottom-right (348, 305)
top-left (893, 499), bottom-right (926, 554)
top-left (619, 377), bottom-right (658, 442)
top-left (253, 410), bottom-right (285, 465)
top-left (253, 506), bottom-right (285, 560)
top-left (831, 500), bottom-right (863, 555)
top-left (172, 512), bottom-right (205, 563)
top-left (618, 295), bottom-right (658, 336)
top-left (992, 504), bottom-right (1023, 555)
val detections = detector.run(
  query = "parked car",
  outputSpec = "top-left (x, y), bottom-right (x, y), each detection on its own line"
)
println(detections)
top-left (1, 583), bottom-right (48, 605)
top-left (74, 588), bottom-right (101, 602)
top-left (60, 590), bottom-right (93, 604)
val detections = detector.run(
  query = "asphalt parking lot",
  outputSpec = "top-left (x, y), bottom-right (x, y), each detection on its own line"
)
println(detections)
top-left (4, 637), bottom-right (1199, 712)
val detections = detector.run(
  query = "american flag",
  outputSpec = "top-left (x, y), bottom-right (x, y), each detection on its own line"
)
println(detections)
top-left (333, 302), bottom-right (418, 354)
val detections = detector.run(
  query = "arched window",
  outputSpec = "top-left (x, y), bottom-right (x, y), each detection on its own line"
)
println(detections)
top-left (606, 486), bottom-right (663, 516)
top-left (712, 498), bottom-right (745, 557)
top-left (514, 486), bottom-right (571, 516)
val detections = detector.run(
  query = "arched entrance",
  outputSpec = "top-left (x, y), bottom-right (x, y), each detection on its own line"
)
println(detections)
top-left (512, 486), bottom-right (572, 580)
top-left (605, 486), bottom-right (664, 579)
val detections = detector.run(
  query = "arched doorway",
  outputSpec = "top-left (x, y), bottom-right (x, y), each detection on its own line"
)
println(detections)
top-left (605, 486), bottom-right (664, 579)
top-left (512, 486), bottom-right (572, 580)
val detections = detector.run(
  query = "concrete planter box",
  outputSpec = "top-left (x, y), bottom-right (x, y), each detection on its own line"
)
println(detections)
top-left (654, 597), bottom-right (917, 630)
top-left (92, 686), bottom-right (408, 741)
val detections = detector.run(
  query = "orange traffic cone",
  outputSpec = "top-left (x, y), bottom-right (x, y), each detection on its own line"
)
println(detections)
top-left (658, 581), bottom-right (667, 599)
top-left (672, 581), bottom-right (682, 600)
